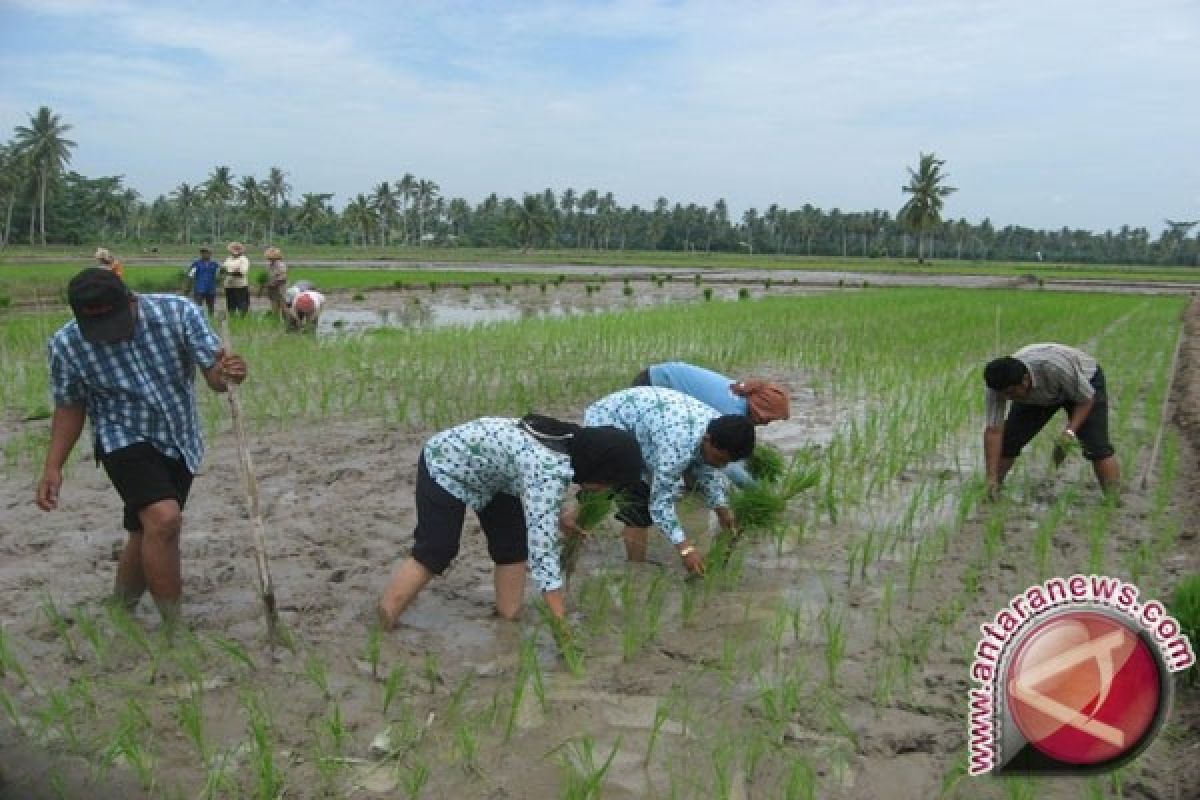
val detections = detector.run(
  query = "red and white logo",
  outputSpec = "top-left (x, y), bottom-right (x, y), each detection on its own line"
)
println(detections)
top-left (1004, 610), bottom-right (1161, 768)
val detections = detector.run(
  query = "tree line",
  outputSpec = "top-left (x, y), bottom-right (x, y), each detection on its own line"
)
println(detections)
top-left (2, 106), bottom-right (1197, 266)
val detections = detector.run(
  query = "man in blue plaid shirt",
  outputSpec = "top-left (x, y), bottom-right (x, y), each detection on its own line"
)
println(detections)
top-left (36, 268), bottom-right (248, 626)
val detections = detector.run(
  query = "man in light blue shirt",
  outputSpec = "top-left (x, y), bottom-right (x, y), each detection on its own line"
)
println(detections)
top-left (634, 361), bottom-right (790, 485)
top-left (583, 387), bottom-right (755, 574)
top-left (36, 268), bottom-right (248, 626)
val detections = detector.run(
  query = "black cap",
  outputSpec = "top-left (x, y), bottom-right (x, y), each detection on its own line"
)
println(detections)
top-left (569, 426), bottom-right (645, 489)
top-left (68, 268), bottom-right (135, 343)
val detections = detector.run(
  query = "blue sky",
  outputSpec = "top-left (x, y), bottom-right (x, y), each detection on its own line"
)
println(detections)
top-left (1, 0), bottom-right (1197, 234)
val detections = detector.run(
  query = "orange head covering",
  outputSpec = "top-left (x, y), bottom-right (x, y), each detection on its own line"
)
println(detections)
top-left (731, 380), bottom-right (790, 424)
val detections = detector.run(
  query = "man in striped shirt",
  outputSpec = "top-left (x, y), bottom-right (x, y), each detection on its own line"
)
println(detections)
top-left (35, 268), bottom-right (248, 627)
top-left (982, 343), bottom-right (1119, 498)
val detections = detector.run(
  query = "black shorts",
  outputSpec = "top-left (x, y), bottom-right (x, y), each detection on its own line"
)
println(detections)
top-left (99, 442), bottom-right (193, 532)
top-left (1002, 366), bottom-right (1115, 461)
top-left (410, 454), bottom-right (528, 574)
top-left (225, 287), bottom-right (250, 314)
top-left (613, 478), bottom-right (654, 528)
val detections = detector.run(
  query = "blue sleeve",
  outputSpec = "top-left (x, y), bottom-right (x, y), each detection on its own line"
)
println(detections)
top-left (181, 300), bottom-right (222, 369)
top-left (693, 464), bottom-right (729, 509)
top-left (48, 340), bottom-right (84, 407)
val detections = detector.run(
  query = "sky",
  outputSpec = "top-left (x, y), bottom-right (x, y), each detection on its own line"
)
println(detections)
top-left (1, 0), bottom-right (1197, 235)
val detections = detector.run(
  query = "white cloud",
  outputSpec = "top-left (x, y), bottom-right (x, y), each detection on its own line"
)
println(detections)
top-left (0, 0), bottom-right (1197, 232)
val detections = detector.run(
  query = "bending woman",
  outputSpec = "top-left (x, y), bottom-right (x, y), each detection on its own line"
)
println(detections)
top-left (378, 415), bottom-right (643, 629)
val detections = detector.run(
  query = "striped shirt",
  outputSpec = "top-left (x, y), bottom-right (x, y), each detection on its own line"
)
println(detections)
top-left (48, 294), bottom-right (222, 471)
top-left (984, 343), bottom-right (1098, 427)
top-left (584, 387), bottom-right (728, 546)
top-left (424, 418), bottom-right (574, 593)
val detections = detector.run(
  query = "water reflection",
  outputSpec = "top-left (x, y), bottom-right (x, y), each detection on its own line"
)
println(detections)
top-left (314, 285), bottom-right (749, 336)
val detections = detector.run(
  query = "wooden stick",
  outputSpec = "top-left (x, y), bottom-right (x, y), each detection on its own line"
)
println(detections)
top-left (220, 315), bottom-right (280, 636)
top-left (1139, 302), bottom-right (1190, 489)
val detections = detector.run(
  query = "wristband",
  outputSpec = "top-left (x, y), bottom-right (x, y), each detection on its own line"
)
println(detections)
top-left (1064, 429), bottom-right (1076, 438)
top-left (679, 545), bottom-right (696, 558)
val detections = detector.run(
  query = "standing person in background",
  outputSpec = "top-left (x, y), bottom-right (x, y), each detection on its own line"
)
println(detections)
top-left (982, 343), bottom-right (1120, 499)
top-left (35, 268), bottom-right (248, 627)
top-left (632, 361), bottom-right (790, 485)
top-left (264, 246), bottom-right (288, 318)
top-left (188, 247), bottom-right (220, 314)
top-left (221, 242), bottom-right (250, 316)
top-left (94, 247), bottom-right (124, 281)
top-left (579, 387), bottom-right (755, 574)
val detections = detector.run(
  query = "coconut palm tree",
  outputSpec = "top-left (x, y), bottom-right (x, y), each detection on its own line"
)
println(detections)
top-left (415, 179), bottom-right (438, 244)
top-left (0, 144), bottom-right (28, 248)
top-left (510, 193), bottom-right (555, 252)
top-left (238, 176), bottom-right (264, 240)
top-left (341, 193), bottom-right (373, 247)
top-left (120, 187), bottom-right (141, 241)
top-left (294, 192), bottom-right (333, 243)
top-left (394, 172), bottom-right (416, 245)
top-left (12, 106), bottom-right (77, 245)
top-left (172, 182), bottom-right (198, 244)
top-left (264, 166), bottom-right (290, 243)
top-left (899, 152), bottom-right (957, 263)
top-left (204, 166), bottom-right (235, 240)
top-left (371, 182), bottom-right (398, 246)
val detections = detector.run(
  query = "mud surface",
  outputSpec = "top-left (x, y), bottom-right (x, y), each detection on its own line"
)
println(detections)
top-left (0, 297), bottom-right (1196, 799)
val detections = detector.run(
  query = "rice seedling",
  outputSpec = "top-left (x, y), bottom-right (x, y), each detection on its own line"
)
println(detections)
top-left (39, 595), bottom-right (80, 662)
top-left (243, 692), bottom-right (285, 800)
top-left (304, 653), bottom-right (331, 700)
top-left (531, 600), bottom-right (584, 675)
top-left (70, 606), bottom-right (109, 667)
top-left (363, 624), bottom-right (383, 681)
top-left (644, 698), bottom-right (672, 766)
top-left (454, 720), bottom-right (481, 775)
top-left (100, 699), bottom-right (155, 790)
top-left (819, 605), bottom-right (846, 688)
top-left (37, 688), bottom-right (83, 752)
top-left (0, 625), bottom-right (31, 687)
top-left (423, 651), bottom-right (442, 693)
top-left (177, 690), bottom-right (209, 766)
top-left (1169, 574), bottom-right (1200, 686)
top-left (551, 735), bottom-right (621, 800)
top-left (783, 757), bottom-right (817, 800)
top-left (0, 687), bottom-right (25, 734)
top-left (206, 633), bottom-right (256, 671)
top-left (382, 663), bottom-right (409, 716)
top-left (402, 761), bottom-right (431, 799)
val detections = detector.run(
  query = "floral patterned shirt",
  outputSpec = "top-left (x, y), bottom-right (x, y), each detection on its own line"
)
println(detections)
top-left (584, 387), bottom-right (728, 545)
top-left (423, 418), bottom-right (573, 592)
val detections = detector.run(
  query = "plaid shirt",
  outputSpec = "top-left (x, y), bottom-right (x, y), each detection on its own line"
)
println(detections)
top-left (424, 418), bottom-right (574, 593)
top-left (984, 343), bottom-right (1099, 427)
top-left (48, 294), bottom-right (222, 472)
top-left (584, 387), bottom-right (728, 545)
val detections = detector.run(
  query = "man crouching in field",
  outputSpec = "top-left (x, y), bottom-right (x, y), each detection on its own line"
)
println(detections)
top-left (982, 342), bottom-right (1119, 500)
top-left (35, 268), bottom-right (247, 627)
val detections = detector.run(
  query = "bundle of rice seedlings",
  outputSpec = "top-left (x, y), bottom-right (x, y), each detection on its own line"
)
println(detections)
top-left (728, 461), bottom-right (821, 535)
top-left (747, 443), bottom-right (787, 483)
top-left (561, 490), bottom-right (618, 576)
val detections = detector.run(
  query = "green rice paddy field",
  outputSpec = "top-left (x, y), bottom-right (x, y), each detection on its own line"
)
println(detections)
top-left (0, 278), bottom-right (1196, 799)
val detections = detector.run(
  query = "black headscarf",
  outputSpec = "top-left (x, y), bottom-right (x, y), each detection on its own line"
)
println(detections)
top-left (519, 414), bottom-right (643, 488)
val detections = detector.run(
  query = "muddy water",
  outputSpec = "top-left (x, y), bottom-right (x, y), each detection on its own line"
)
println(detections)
top-left (315, 281), bottom-right (830, 335)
